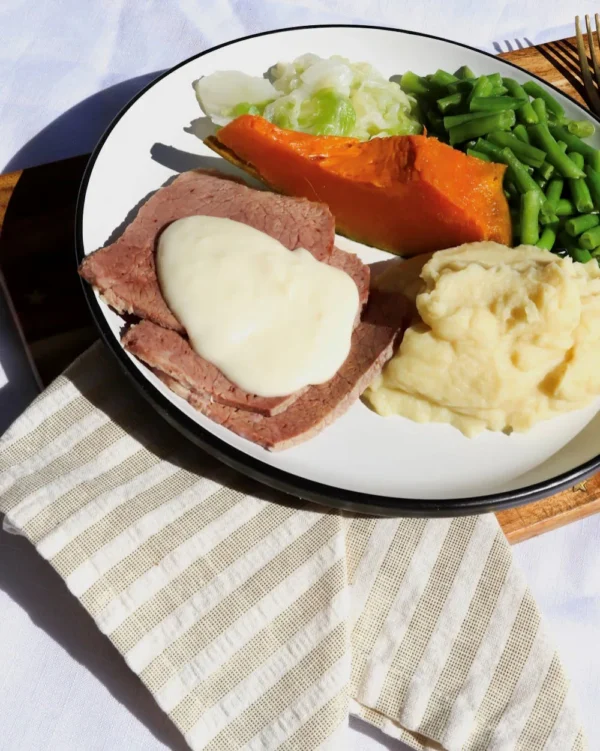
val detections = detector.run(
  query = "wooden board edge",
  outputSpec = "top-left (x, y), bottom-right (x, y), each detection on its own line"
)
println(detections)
top-left (0, 168), bottom-right (23, 229)
top-left (499, 496), bottom-right (600, 544)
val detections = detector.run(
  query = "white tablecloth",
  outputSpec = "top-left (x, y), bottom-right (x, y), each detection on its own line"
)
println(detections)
top-left (1, 2), bottom-right (599, 749)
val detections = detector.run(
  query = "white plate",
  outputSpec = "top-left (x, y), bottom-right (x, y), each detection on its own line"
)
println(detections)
top-left (76, 24), bottom-right (600, 515)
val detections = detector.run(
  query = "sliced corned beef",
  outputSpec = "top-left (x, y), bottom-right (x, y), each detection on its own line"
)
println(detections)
top-left (79, 169), bottom-right (336, 332)
top-left (139, 288), bottom-right (408, 450)
top-left (121, 246), bottom-right (369, 415)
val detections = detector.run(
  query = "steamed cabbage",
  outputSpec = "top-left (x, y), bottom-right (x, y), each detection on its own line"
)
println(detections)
top-left (195, 71), bottom-right (278, 126)
top-left (194, 53), bottom-right (421, 140)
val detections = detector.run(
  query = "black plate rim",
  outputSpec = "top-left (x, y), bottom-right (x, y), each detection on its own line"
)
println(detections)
top-left (75, 22), bottom-right (600, 517)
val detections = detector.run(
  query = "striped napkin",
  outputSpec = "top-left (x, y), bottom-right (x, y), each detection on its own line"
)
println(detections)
top-left (0, 343), bottom-right (587, 751)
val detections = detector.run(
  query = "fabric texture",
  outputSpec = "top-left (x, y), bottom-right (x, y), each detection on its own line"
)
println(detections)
top-left (0, 344), bottom-right (586, 750)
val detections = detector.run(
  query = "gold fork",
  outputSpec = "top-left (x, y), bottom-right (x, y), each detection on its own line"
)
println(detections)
top-left (575, 14), bottom-right (600, 113)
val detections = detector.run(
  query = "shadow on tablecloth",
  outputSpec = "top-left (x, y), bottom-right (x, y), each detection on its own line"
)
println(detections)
top-left (0, 521), bottom-right (190, 750)
top-left (4, 71), bottom-right (165, 173)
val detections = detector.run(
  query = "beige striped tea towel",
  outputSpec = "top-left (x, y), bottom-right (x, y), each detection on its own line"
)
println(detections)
top-left (0, 343), bottom-right (587, 751)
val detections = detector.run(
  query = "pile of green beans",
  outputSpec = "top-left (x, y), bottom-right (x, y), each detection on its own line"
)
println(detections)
top-left (400, 66), bottom-right (600, 262)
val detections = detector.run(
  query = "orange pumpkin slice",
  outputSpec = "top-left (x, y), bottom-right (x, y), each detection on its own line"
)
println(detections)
top-left (207, 115), bottom-right (511, 256)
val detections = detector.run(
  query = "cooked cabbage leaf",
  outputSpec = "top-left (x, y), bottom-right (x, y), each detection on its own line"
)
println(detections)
top-left (194, 54), bottom-right (421, 139)
top-left (194, 71), bottom-right (277, 126)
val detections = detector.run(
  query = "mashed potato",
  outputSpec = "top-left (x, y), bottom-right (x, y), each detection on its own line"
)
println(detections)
top-left (364, 242), bottom-right (600, 437)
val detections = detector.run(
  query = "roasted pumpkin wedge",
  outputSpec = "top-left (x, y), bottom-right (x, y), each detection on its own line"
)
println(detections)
top-left (206, 115), bottom-right (511, 256)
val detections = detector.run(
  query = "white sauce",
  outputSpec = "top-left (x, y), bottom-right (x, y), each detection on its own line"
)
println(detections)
top-left (156, 216), bottom-right (359, 397)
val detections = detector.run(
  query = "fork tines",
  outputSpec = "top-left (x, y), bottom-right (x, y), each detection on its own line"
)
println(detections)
top-left (576, 14), bottom-right (600, 114)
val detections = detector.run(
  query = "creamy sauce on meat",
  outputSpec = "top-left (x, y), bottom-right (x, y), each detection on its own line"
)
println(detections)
top-left (156, 216), bottom-right (359, 397)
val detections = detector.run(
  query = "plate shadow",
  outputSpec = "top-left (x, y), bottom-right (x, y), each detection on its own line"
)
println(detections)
top-left (4, 71), bottom-right (166, 173)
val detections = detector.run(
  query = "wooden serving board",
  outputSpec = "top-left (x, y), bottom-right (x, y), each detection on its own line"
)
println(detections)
top-left (2, 35), bottom-right (600, 543)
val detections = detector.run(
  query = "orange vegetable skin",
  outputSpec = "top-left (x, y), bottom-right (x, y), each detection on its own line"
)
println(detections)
top-left (214, 115), bottom-right (511, 255)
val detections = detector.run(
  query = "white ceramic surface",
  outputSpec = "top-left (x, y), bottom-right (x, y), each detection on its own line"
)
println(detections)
top-left (80, 25), bottom-right (600, 502)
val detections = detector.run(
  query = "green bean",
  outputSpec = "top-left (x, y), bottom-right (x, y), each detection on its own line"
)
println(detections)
top-left (497, 147), bottom-right (543, 196)
top-left (520, 191), bottom-right (540, 244)
top-left (420, 100), bottom-right (445, 135)
top-left (579, 225), bottom-right (600, 249)
top-left (400, 71), bottom-right (430, 95)
top-left (455, 65), bottom-right (475, 80)
top-left (569, 152), bottom-right (588, 177)
top-left (513, 124), bottom-right (530, 143)
top-left (425, 110), bottom-right (445, 135)
top-left (565, 213), bottom-right (600, 236)
top-left (549, 125), bottom-right (600, 171)
top-left (468, 75), bottom-right (493, 105)
top-left (537, 162), bottom-right (554, 181)
top-left (466, 148), bottom-right (491, 161)
top-left (528, 124), bottom-right (586, 178)
top-left (567, 152), bottom-right (593, 212)
top-left (536, 221), bottom-right (559, 250)
top-left (501, 78), bottom-right (538, 124)
top-left (474, 138), bottom-right (504, 160)
top-left (475, 139), bottom-right (520, 195)
top-left (497, 147), bottom-right (555, 222)
top-left (591, 246), bottom-right (600, 258)
top-left (567, 120), bottom-right (595, 138)
top-left (535, 176), bottom-right (548, 189)
top-left (531, 98), bottom-right (547, 123)
top-left (568, 151), bottom-right (586, 170)
top-left (505, 180), bottom-right (519, 200)
top-left (584, 165), bottom-right (600, 210)
top-left (522, 81), bottom-right (565, 119)
top-left (429, 69), bottom-right (459, 87)
top-left (437, 92), bottom-right (465, 113)
top-left (556, 198), bottom-right (575, 216)
top-left (572, 247), bottom-right (593, 263)
top-left (557, 230), bottom-right (581, 253)
top-left (443, 110), bottom-right (490, 129)
top-left (491, 85), bottom-right (508, 96)
top-left (545, 178), bottom-right (564, 209)
top-left (557, 231), bottom-right (596, 263)
top-left (486, 72), bottom-right (503, 87)
top-left (539, 208), bottom-right (558, 225)
top-left (447, 79), bottom-right (475, 95)
top-left (487, 132), bottom-right (545, 167)
top-left (516, 101), bottom-right (539, 126)
top-left (502, 78), bottom-right (528, 100)
top-left (557, 140), bottom-right (568, 153)
top-left (469, 96), bottom-right (523, 112)
top-left (448, 110), bottom-right (515, 145)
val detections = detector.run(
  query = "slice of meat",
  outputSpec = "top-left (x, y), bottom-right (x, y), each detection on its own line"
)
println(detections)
top-left (122, 245), bottom-right (370, 416)
top-left (331, 247), bottom-right (370, 312)
top-left (79, 169), bottom-right (336, 332)
top-left (145, 288), bottom-right (409, 450)
top-left (124, 320), bottom-right (304, 416)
